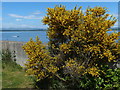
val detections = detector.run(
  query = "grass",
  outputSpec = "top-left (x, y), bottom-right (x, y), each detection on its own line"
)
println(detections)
top-left (0, 60), bottom-right (2, 89)
top-left (1, 49), bottom-right (35, 88)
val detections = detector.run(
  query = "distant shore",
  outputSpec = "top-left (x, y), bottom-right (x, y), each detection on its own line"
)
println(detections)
top-left (0, 29), bottom-right (47, 32)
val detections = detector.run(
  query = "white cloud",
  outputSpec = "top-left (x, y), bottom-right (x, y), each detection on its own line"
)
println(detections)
top-left (16, 19), bottom-right (22, 21)
top-left (2, 23), bottom-right (47, 29)
top-left (8, 14), bottom-right (43, 19)
top-left (20, 24), bottom-right (35, 28)
top-left (114, 22), bottom-right (118, 27)
top-left (8, 14), bottom-right (23, 18)
top-left (3, 23), bottom-right (34, 28)
top-left (109, 13), bottom-right (120, 18)
top-left (113, 14), bottom-right (118, 17)
top-left (33, 11), bottom-right (42, 15)
top-left (0, 18), bottom-right (2, 20)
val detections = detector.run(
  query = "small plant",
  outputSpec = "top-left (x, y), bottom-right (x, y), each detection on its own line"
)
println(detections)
top-left (1, 49), bottom-right (12, 62)
top-left (1, 49), bottom-right (22, 71)
top-left (94, 65), bottom-right (120, 89)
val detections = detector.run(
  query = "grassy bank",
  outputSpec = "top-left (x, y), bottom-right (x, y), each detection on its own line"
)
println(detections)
top-left (1, 49), bottom-right (34, 88)
top-left (0, 60), bottom-right (2, 89)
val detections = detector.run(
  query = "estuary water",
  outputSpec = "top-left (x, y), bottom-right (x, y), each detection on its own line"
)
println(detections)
top-left (1, 31), bottom-right (49, 43)
top-left (0, 30), bottom-right (119, 43)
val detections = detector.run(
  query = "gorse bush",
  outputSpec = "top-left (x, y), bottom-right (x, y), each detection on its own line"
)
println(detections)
top-left (22, 5), bottom-right (120, 89)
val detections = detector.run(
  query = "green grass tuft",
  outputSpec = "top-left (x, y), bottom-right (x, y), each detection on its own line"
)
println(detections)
top-left (1, 49), bottom-right (35, 88)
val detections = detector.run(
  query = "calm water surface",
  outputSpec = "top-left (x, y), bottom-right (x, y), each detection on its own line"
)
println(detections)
top-left (1, 31), bottom-right (49, 43)
top-left (0, 30), bottom-right (119, 43)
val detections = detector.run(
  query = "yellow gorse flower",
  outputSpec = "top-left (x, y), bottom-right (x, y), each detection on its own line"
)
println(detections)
top-left (23, 5), bottom-right (120, 80)
top-left (86, 67), bottom-right (100, 77)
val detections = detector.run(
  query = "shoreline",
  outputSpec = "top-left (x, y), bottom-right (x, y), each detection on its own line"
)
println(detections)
top-left (0, 40), bottom-right (48, 45)
top-left (0, 40), bottom-right (27, 43)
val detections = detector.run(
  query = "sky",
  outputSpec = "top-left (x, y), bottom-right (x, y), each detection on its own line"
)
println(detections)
top-left (1, 0), bottom-right (120, 2)
top-left (1, 2), bottom-right (119, 29)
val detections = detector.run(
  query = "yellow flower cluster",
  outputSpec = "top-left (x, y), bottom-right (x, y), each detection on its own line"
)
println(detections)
top-left (42, 5), bottom-right (83, 41)
top-left (65, 58), bottom-right (85, 75)
top-left (22, 36), bottom-right (59, 80)
top-left (60, 43), bottom-right (71, 54)
top-left (84, 45), bottom-right (100, 54)
top-left (86, 7), bottom-right (106, 16)
top-left (43, 6), bottom-right (120, 77)
top-left (103, 50), bottom-right (116, 62)
top-left (23, 5), bottom-right (120, 80)
top-left (85, 67), bottom-right (100, 77)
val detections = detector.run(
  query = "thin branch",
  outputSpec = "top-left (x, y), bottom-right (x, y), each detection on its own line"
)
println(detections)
top-left (55, 74), bottom-right (66, 82)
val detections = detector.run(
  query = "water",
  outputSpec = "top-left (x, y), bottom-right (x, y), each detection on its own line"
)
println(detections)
top-left (1, 31), bottom-right (49, 43)
top-left (0, 30), bottom-right (119, 43)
